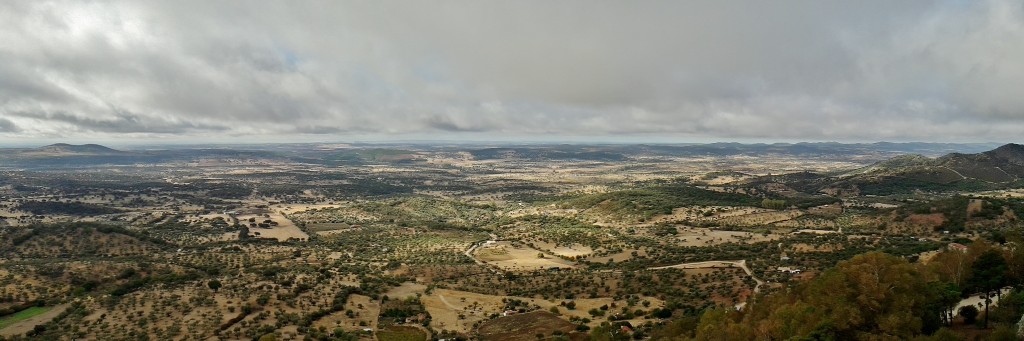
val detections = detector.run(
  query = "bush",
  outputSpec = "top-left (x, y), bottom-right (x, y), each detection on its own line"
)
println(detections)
top-left (958, 305), bottom-right (979, 325)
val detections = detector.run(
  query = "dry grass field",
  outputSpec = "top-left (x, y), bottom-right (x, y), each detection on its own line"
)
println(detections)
top-left (674, 228), bottom-right (782, 247)
top-left (387, 282), bottom-right (428, 300)
top-left (377, 325), bottom-right (428, 341)
top-left (414, 285), bottom-right (665, 334)
top-left (421, 288), bottom-right (507, 333)
top-left (473, 242), bottom-right (577, 271)
top-left (313, 294), bottom-right (381, 333)
top-left (236, 213), bottom-right (309, 241)
top-left (477, 311), bottom-right (578, 341)
top-left (531, 242), bottom-right (593, 258)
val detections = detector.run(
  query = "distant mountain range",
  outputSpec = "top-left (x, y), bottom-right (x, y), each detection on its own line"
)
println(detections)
top-left (33, 143), bottom-right (126, 155)
top-left (0, 142), bottom-right (1017, 177)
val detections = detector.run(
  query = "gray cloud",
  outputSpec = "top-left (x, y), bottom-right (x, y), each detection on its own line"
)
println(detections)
top-left (0, 0), bottom-right (1022, 142)
top-left (0, 118), bottom-right (18, 132)
top-left (9, 110), bottom-right (227, 134)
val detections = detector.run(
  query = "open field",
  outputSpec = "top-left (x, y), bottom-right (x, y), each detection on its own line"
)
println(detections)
top-left (477, 311), bottom-right (577, 341)
top-left (378, 325), bottom-right (428, 341)
top-left (532, 241), bottom-right (594, 258)
top-left (0, 305), bottom-right (66, 337)
top-left (473, 241), bottom-right (578, 271)
top-left (236, 212), bottom-right (309, 241)
top-left (674, 228), bottom-right (783, 247)
top-left (421, 288), bottom-right (506, 334)
top-left (416, 285), bottom-right (666, 334)
top-left (313, 294), bottom-right (381, 333)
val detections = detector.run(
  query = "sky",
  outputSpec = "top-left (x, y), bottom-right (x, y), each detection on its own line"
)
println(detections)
top-left (1, 1), bottom-right (1023, 144)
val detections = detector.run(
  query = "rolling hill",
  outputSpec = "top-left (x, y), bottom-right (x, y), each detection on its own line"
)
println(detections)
top-left (821, 143), bottom-right (1024, 195)
top-left (33, 143), bottom-right (124, 155)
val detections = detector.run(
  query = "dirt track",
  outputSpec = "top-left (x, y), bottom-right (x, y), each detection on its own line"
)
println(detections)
top-left (649, 260), bottom-right (765, 293)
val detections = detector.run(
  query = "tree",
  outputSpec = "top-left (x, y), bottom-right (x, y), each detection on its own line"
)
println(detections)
top-left (929, 250), bottom-right (970, 288)
top-left (691, 308), bottom-right (749, 341)
top-left (761, 199), bottom-right (786, 210)
top-left (690, 252), bottom-right (948, 340)
top-left (591, 323), bottom-right (631, 341)
top-left (207, 280), bottom-right (222, 292)
top-left (1003, 231), bottom-right (1024, 285)
top-left (958, 305), bottom-right (978, 325)
top-left (965, 249), bottom-right (1008, 328)
top-left (926, 281), bottom-right (962, 327)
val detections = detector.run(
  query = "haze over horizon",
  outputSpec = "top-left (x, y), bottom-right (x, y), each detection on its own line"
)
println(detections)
top-left (2, 1), bottom-right (1024, 144)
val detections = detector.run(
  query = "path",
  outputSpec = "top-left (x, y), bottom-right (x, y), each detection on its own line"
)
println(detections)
top-left (994, 167), bottom-right (1017, 181)
top-left (464, 234), bottom-right (501, 273)
top-left (940, 166), bottom-right (1016, 184)
top-left (649, 260), bottom-right (765, 294)
top-left (438, 294), bottom-right (460, 310)
top-left (940, 166), bottom-right (969, 180)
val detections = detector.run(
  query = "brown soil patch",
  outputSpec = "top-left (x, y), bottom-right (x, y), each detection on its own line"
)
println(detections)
top-left (906, 213), bottom-right (946, 229)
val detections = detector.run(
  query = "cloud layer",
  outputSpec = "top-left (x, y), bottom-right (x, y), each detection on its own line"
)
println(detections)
top-left (1, 1), bottom-right (1023, 142)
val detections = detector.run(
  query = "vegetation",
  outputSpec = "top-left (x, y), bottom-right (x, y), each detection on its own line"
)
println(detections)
top-left (17, 201), bottom-right (120, 216)
top-left (377, 326), bottom-right (427, 341)
top-left (561, 184), bottom-right (762, 219)
top-left (670, 237), bottom-right (1024, 340)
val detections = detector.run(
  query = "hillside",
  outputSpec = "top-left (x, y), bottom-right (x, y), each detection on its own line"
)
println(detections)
top-left (935, 143), bottom-right (1024, 183)
top-left (818, 143), bottom-right (1024, 195)
top-left (1, 223), bottom-right (167, 259)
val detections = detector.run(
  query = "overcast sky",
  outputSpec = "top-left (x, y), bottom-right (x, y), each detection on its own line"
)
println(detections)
top-left (1, 1), bottom-right (1023, 144)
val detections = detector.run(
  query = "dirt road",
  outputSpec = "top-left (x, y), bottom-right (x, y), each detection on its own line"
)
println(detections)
top-left (649, 260), bottom-right (765, 293)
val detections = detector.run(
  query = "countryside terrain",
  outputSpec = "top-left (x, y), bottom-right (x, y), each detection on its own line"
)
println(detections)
top-left (1, 142), bottom-right (1024, 340)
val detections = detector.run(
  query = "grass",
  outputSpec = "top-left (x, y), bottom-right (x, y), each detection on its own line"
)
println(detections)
top-left (307, 222), bottom-right (351, 232)
top-left (377, 326), bottom-right (427, 341)
top-left (0, 306), bottom-right (53, 329)
top-left (477, 311), bottom-right (577, 341)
